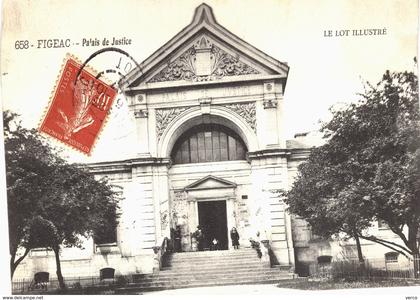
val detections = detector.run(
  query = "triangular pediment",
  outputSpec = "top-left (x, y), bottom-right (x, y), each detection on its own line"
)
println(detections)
top-left (123, 3), bottom-right (289, 89)
top-left (184, 175), bottom-right (237, 191)
top-left (147, 34), bottom-right (261, 84)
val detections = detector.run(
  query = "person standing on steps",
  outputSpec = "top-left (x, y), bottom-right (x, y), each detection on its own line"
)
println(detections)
top-left (212, 238), bottom-right (219, 250)
top-left (194, 226), bottom-right (204, 251)
top-left (174, 225), bottom-right (182, 252)
top-left (230, 227), bottom-right (240, 250)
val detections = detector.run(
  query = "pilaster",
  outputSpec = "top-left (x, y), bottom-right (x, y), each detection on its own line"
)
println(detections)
top-left (248, 150), bottom-right (294, 266)
top-left (150, 164), bottom-right (171, 241)
top-left (129, 93), bottom-right (152, 157)
top-left (256, 80), bottom-right (286, 149)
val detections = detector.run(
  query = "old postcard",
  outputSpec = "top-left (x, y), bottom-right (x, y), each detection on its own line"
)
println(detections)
top-left (0, 0), bottom-right (419, 298)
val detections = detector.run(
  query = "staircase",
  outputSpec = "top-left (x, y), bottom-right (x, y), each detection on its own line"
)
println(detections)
top-left (117, 248), bottom-right (294, 293)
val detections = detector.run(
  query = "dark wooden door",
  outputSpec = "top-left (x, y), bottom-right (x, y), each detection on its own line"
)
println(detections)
top-left (197, 200), bottom-right (228, 250)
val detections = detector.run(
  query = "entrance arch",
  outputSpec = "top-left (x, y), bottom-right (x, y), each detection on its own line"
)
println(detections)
top-left (158, 106), bottom-right (258, 158)
top-left (171, 123), bottom-right (247, 164)
top-left (163, 107), bottom-right (255, 251)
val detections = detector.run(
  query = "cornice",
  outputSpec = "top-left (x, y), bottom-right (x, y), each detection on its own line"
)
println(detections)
top-left (87, 157), bottom-right (171, 174)
top-left (247, 148), bottom-right (291, 160)
top-left (125, 74), bottom-right (285, 93)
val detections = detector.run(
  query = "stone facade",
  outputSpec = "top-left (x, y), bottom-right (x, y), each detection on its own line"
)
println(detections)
top-left (13, 3), bottom-right (409, 282)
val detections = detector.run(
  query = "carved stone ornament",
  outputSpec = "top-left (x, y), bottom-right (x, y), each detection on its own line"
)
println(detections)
top-left (148, 40), bottom-right (260, 83)
top-left (134, 109), bottom-right (148, 118)
top-left (155, 107), bottom-right (189, 140)
top-left (174, 191), bottom-right (186, 201)
top-left (160, 209), bottom-right (168, 231)
top-left (223, 102), bottom-right (256, 132)
top-left (263, 99), bottom-right (278, 109)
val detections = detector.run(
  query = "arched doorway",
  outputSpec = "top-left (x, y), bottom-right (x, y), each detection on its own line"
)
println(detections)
top-left (158, 107), bottom-right (258, 158)
top-left (168, 121), bottom-right (250, 251)
top-left (170, 124), bottom-right (247, 164)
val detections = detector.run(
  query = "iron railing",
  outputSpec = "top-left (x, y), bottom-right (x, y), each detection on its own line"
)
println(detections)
top-left (12, 275), bottom-right (135, 294)
top-left (309, 258), bottom-right (420, 280)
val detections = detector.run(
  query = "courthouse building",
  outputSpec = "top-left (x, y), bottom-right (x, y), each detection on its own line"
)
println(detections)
top-left (13, 3), bottom-right (407, 281)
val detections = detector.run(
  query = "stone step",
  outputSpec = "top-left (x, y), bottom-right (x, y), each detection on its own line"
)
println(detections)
top-left (130, 275), bottom-right (291, 287)
top-left (168, 251), bottom-right (257, 260)
top-left (151, 266), bottom-right (284, 275)
top-left (166, 260), bottom-right (260, 267)
top-left (167, 254), bottom-right (259, 262)
top-left (165, 258), bottom-right (262, 267)
top-left (130, 274), bottom-right (292, 287)
top-left (115, 277), bottom-right (293, 294)
top-left (170, 248), bottom-right (254, 255)
top-left (168, 255), bottom-right (260, 260)
top-left (167, 253), bottom-right (260, 260)
top-left (121, 248), bottom-right (288, 292)
top-left (167, 260), bottom-right (261, 266)
top-left (133, 274), bottom-right (292, 285)
top-left (160, 266), bottom-right (269, 274)
top-left (171, 248), bottom-right (253, 254)
top-left (134, 269), bottom-right (290, 282)
top-left (148, 266), bottom-right (289, 278)
top-left (160, 264), bottom-right (290, 273)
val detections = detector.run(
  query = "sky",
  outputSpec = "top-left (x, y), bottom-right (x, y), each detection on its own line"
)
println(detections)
top-left (1, 0), bottom-right (418, 162)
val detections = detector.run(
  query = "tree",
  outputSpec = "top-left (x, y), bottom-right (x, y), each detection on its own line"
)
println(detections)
top-left (283, 145), bottom-right (373, 264)
top-left (4, 111), bottom-right (120, 288)
top-left (5, 111), bottom-right (64, 279)
top-left (32, 162), bottom-right (119, 289)
top-left (285, 71), bottom-right (420, 271)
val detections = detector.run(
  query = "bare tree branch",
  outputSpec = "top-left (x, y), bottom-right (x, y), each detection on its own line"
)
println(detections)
top-left (359, 234), bottom-right (412, 257)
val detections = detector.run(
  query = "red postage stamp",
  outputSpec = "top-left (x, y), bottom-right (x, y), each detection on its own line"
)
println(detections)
top-left (39, 56), bottom-right (117, 155)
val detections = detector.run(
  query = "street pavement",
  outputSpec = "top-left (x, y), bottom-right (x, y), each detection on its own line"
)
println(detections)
top-left (141, 283), bottom-right (298, 295)
top-left (140, 283), bottom-right (420, 300)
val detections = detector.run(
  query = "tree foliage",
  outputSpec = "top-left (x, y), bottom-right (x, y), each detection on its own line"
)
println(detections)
top-left (285, 71), bottom-right (420, 260)
top-left (4, 111), bottom-right (120, 286)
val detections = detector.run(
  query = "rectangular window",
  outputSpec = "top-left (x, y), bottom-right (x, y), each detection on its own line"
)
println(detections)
top-left (174, 147), bottom-right (182, 164)
top-left (189, 135), bottom-right (198, 163)
top-left (212, 130), bottom-right (221, 161)
top-left (378, 220), bottom-right (389, 230)
top-left (94, 227), bottom-right (117, 245)
top-left (204, 131), bottom-right (213, 162)
top-left (385, 252), bottom-right (399, 263)
top-left (197, 132), bottom-right (206, 162)
top-left (170, 124), bottom-right (247, 164)
top-left (228, 136), bottom-right (237, 160)
top-left (181, 139), bottom-right (190, 163)
top-left (219, 132), bottom-right (228, 161)
top-left (236, 140), bottom-right (245, 159)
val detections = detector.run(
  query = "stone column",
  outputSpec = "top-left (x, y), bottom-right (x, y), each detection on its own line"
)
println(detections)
top-left (284, 201), bottom-right (296, 267)
top-left (151, 163), bottom-right (171, 241)
top-left (249, 154), bottom-right (293, 266)
top-left (255, 81), bottom-right (285, 149)
top-left (148, 108), bottom-right (158, 157)
top-left (249, 159), bottom-right (271, 242)
top-left (226, 197), bottom-right (236, 249)
top-left (276, 95), bottom-right (286, 149)
top-left (118, 179), bottom-right (146, 257)
top-left (188, 199), bottom-right (198, 251)
top-left (129, 93), bottom-right (151, 156)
